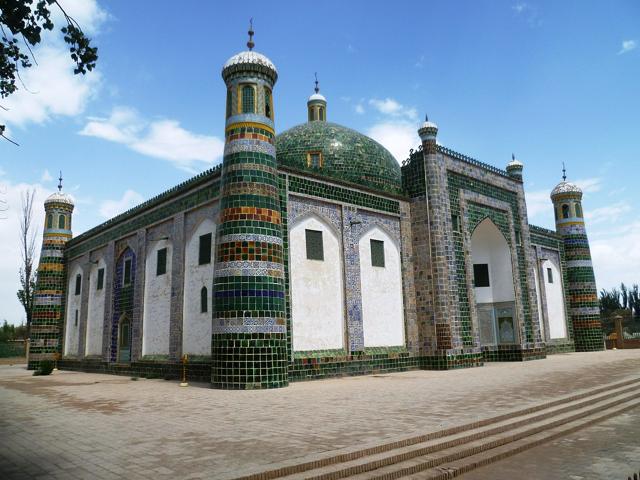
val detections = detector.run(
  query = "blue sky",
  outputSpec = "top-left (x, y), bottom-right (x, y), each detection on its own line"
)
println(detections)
top-left (1, 0), bottom-right (639, 324)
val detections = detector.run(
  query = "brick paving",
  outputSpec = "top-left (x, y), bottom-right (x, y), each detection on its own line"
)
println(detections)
top-left (0, 350), bottom-right (639, 480)
top-left (460, 410), bottom-right (640, 480)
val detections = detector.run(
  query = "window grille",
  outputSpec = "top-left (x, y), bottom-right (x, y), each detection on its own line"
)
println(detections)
top-left (473, 264), bottom-right (490, 287)
top-left (305, 229), bottom-right (324, 260)
top-left (370, 239), bottom-right (385, 267)
top-left (199, 233), bottom-right (212, 265)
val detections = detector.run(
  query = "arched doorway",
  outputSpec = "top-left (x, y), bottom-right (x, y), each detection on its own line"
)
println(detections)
top-left (470, 218), bottom-right (517, 346)
top-left (117, 314), bottom-right (131, 363)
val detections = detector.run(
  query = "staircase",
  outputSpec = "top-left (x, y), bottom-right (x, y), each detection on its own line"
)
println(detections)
top-left (233, 377), bottom-right (640, 480)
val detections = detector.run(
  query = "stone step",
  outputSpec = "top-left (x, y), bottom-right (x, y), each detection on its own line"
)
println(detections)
top-left (345, 391), bottom-right (640, 480)
top-left (405, 395), bottom-right (640, 479)
top-left (232, 377), bottom-right (640, 480)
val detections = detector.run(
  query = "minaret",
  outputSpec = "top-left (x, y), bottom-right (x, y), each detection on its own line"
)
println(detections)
top-left (506, 153), bottom-right (524, 181)
top-left (28, 173), bottom-right (75, 369)
top-left (307, 73), bottom-right (327, 122)
top-left (212, 23), bottom-right (288, 389)
top-left (550, 165), bottom-right (604, 351)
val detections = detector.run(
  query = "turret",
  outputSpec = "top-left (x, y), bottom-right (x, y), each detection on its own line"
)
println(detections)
top-left (28, 173), bottom-right (75, 370)
top-left (550, 165), bottom-right (603, 351)
top-left (418, 114), bottom-right (438, 154)
top-left (506, 153), bottom-right (524, 181)
top-left (212, 23), bottom-right (288, 389)
top-left (307, 73), bottom-right (327, 122)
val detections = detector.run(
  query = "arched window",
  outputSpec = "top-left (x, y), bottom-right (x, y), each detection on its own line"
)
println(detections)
top-left (318, 106), bottom-right (325, 121)
top-left (241, 85), bottom-right (255, 113)
top-left (200, 286), bottom-right (208, 313)
top-left (46, 214), bottom-right (53, 229)
top-left (264, 88), bottom-right (272, 118)
top-left (575, 203), bottom-right (583, 218)
top-left (226, 89), bottom-right (232, 118)
top-left (308, 108), bottom-right (313, 122)
top-left (562, 204), bottom-right (570, 219)
top-left (554, 207), bottom-right (558, 221)
top-left (58, 214), bottom-right (65, 229)
top-left (75, 274), bottom-right (82, 295)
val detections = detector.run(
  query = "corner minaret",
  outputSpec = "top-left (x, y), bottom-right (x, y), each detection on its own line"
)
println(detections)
top-left (550, 165), bottom-right (604, 351)
top-left (213, 24), bottom-right (288, 389)
top-left (506, 153), bottom-right (524, 181)
top-left (28, 173), bottom-right (75, 370)
top-left (307, 73), bottom-right (327, 122)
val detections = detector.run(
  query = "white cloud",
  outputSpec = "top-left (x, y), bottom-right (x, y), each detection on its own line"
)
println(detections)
top-left (584, 201), bottom-right (631, 224)
top-left (369, 98), bottom-right (418, 121)
top-left (0, 178), bottom-right (51, 325)
top-left (512, 2), bottom-right (528, 13)
top-left (575, 177), bottom-right (602, 193)
top-left (40, 170), bottom-right (53, 182)
top-left (591, 219), bottom-right (640, 291)
top-left (618, 40), bottom-right (637, 55)
top-left (99, 189), bottom-right (144, 219)
top-left (0, 0), bottom-right (107, 130)
top-left (525, 189), bottom-right (554, 226)
top-left (367, 122), bottom-right (417, 163)
top-left (0, 46), bottom-right (101, 128)
top-left (415, 55), bottom-right (425, 69)
top-left (55, 0), bottom-right (109, 35)
top-left (80, 107), bottom-right (225, 172)
top-left (512, 2), bottom-right (541, 27)
top-left (355, 103), bottom-right (365, 114)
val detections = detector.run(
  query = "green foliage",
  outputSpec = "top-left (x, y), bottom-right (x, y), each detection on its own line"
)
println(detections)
top-left (0, 0), bottom-right (98, 141)
top-left (33, 359), bottom-right (53, 376)
top-left (599, 283), bottom-right (640, 318)
top-left (16, 270), bottom-right (36, 332)
top-left (0, 320), bottom-right (26, 342)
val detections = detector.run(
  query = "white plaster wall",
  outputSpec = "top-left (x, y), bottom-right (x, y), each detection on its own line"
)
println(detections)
top-left (182, 219), bottom-right (215, 356)
top-left (64, 265), bottom-right (83, 356)
top-left (290, 215), bottom-right (345, 351)
top-left (542, 259), bottom-right (567, 339)
top-left (471, 219), bottom-right (515, 304)
top-left (85, 259), bottom-right (106, 356)
top-left (359, 227), bottom-right (405, 347)
top-left (141, 239), bottom-right (172, 356)
top-left (533, 262), bottom-right (546, 341)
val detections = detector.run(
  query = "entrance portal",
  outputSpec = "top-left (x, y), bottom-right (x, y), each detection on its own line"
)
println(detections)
top-left (117, 315), bottom-right (131, 363)
top-left (470, 218), bottom-right (517, 346)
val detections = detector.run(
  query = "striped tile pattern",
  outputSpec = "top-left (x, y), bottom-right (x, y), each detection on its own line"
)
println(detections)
top-left (211, 57), bottom-right (288, 389)
top-left (28, 200), bottom-right (74, 370)
top-left (552, 194), bottom-right (604, 351)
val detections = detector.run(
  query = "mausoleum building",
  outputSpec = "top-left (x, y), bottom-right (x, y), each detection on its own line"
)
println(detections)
top-left (28, 31), bottom-right (604, 388)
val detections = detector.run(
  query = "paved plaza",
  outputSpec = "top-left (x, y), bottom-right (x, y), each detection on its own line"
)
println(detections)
top-left (1, 350), bottom-right (639, 479)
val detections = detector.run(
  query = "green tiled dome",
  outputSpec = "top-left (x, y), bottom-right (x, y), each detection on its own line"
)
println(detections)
top-left (276, 122), bottom-right (402, 195)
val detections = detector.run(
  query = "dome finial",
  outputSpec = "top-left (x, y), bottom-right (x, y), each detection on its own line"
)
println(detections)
top-left (58, 171), bottom-right (63, 192)
top-left (314, 72), bottom-right (319, 94)
top-left (247, 18), bottom-right (255, 51)
top-left (425, 113), bottom-right (429, 122)
top-left (562, 162), bottom-right (567, 182)
top-left (512, 153), bottom-right (515, 161)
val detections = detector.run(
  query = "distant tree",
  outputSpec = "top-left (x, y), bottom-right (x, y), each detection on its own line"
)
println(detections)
top-left (599, 287), bottom-right (621, 315)
top-left (0, 0), bottom-right (99, 144)
top-left (621, 283), bottom-right (628, 310)
top-left (16, 188), bottom-right (37, 338)
top-left (630, 284), bottom-right (640, 317)
top-left (0, 320), bottom-right (26, 342)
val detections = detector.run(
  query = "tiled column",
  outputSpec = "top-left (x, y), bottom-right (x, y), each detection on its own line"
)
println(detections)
top-left (551, 185), bottom-right (603, 351)
top-left (29, 195), bottom-right (74, 370)
top-left (212, 45), bottom-right (288, 389)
